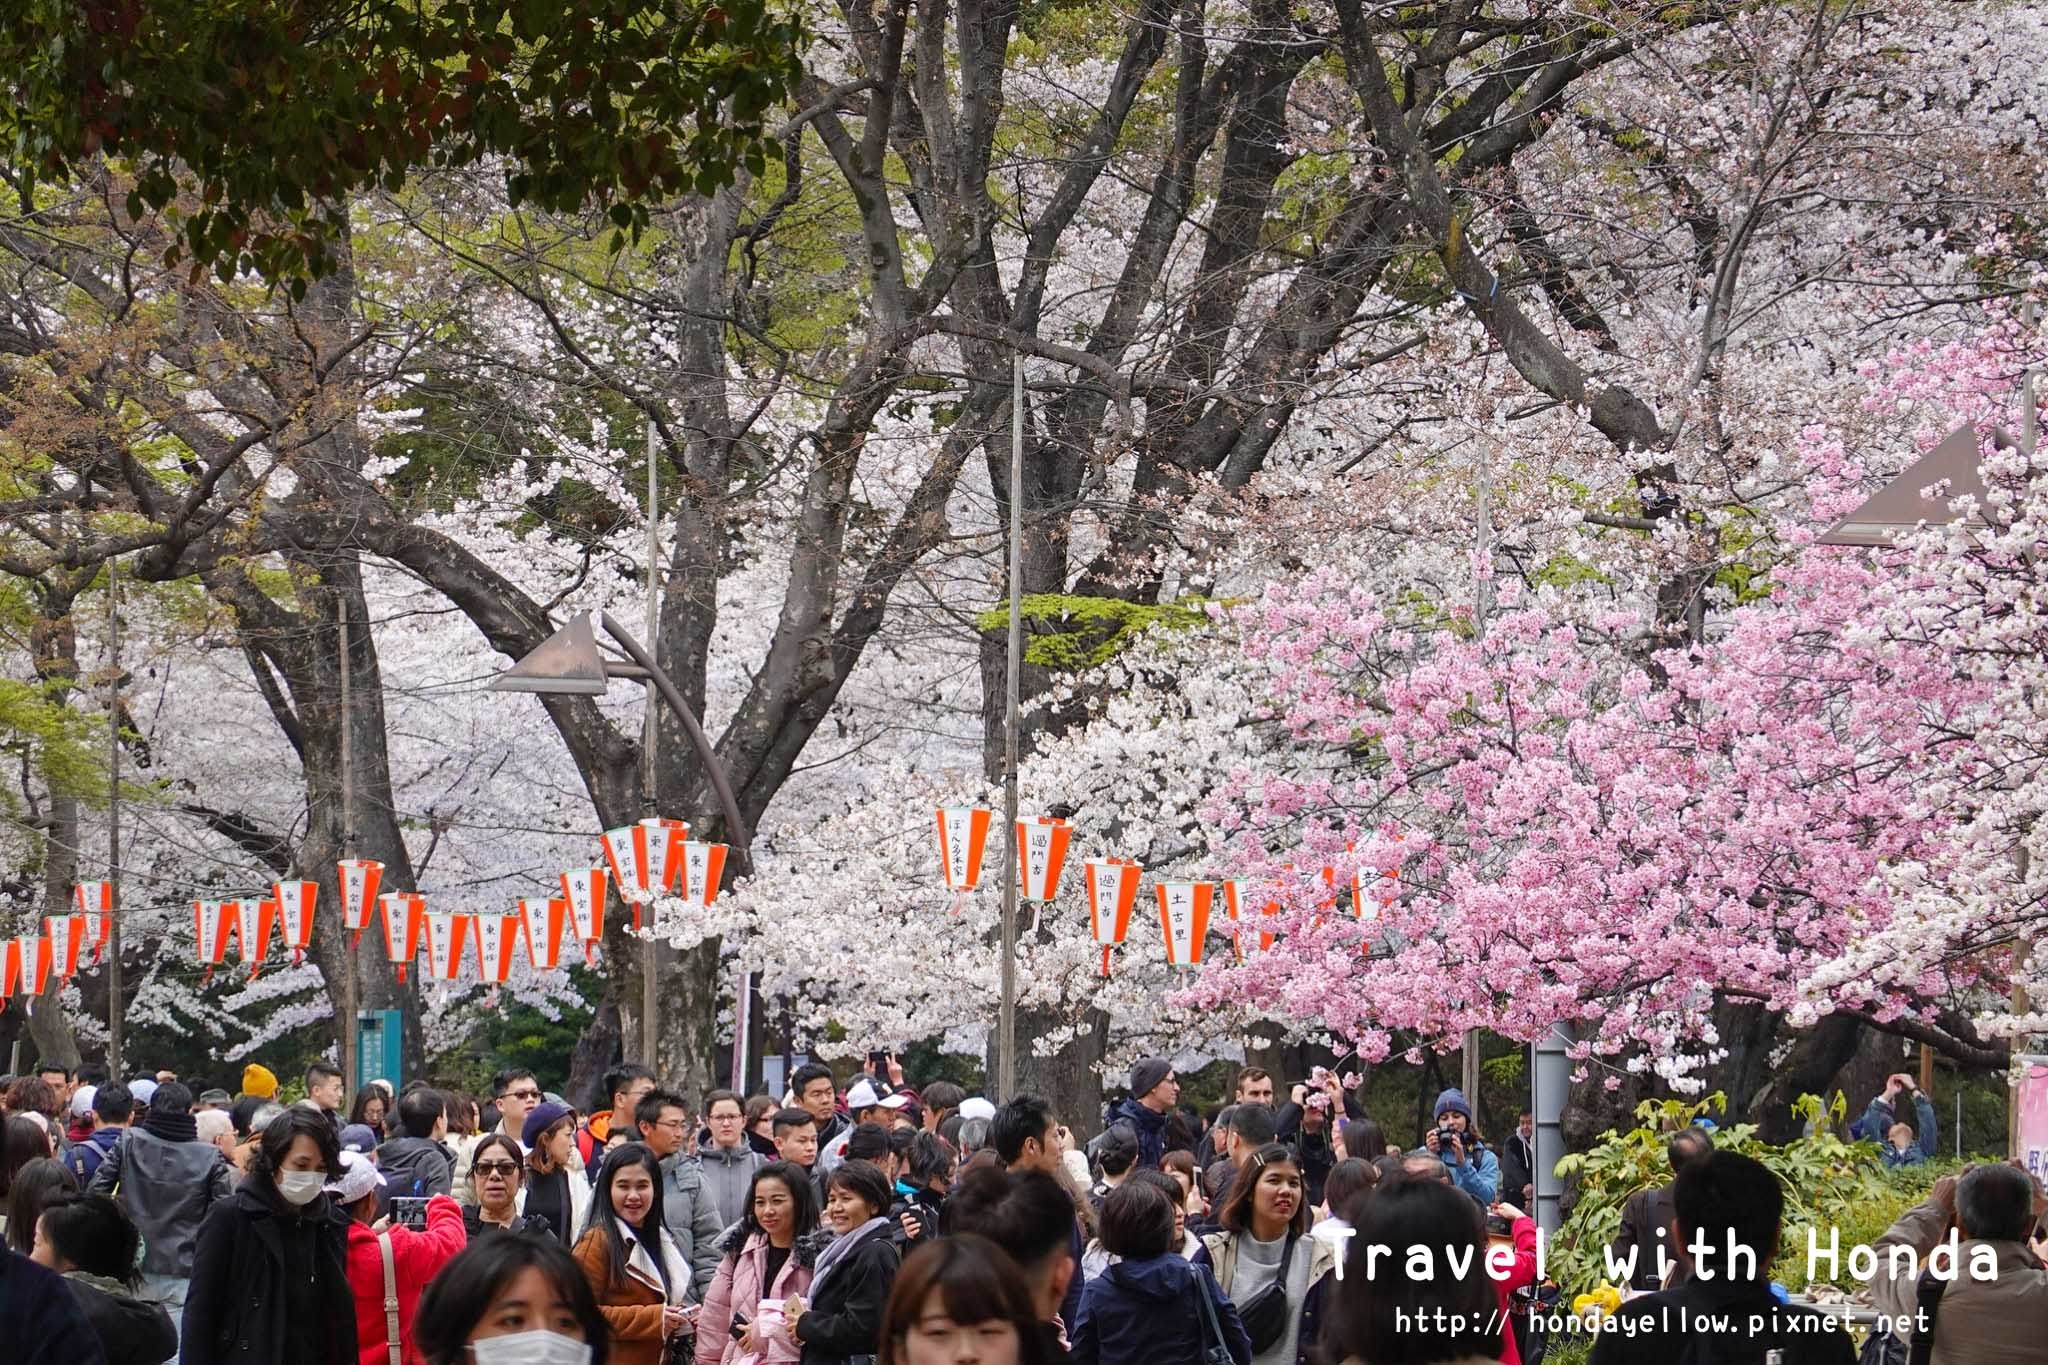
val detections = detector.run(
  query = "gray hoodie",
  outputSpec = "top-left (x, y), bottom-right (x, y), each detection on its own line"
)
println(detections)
top-left (692, 1135), bottom-right (765, 1229)
top-left (375, 1136), bottom-right (453, 1213)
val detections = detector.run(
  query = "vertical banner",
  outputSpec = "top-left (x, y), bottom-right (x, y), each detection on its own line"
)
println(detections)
top-left (2016, 1056), bottom-right (2048, 1176)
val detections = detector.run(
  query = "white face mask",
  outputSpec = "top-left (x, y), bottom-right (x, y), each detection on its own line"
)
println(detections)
top-left (278, 1171), bottom-right (328, 1206)
top-left (469, 1332), bottom-right (592, 1365)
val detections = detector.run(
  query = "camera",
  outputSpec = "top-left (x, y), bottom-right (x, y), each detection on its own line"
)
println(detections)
top-left (1486, 1212), bottom-right (1515, 1238)
top-left (1435, 1127), bottom-right (1461, 1151)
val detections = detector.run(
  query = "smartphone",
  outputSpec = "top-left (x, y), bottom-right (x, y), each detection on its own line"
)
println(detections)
top-left (731, 1313), bottom-right (750, 1330)
top-left (391, 1196), bottom-right (429, 1231)
top-left (868, 1049), bottom-right (889, 1071)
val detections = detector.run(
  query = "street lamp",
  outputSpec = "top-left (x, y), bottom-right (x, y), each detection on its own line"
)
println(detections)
top-left (491, 608), bottom-right (754, 1068)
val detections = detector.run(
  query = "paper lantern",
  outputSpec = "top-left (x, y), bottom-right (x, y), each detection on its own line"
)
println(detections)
top-left (73, 881), bottom-right (113, 962)
top-left (1348, 835), bottom-right (1407, 921)
top-left (559, 869), bottom-right (608, 964)
top-left (377, 893), bottom-right (427, 984)
top-left (0, 939), bottom-right (16, 1000)
top-left (15, 935), bottom-right (53, 997)
top-left (936, 808), bottom-right (993, 893)
top-left (474, 911), bottom-right (521, 984)
top-left (424, 913), bottom-right (471, 982)
top-left (1084, 858), bottom-right (1141, 976)
top-left (520, 897), bottom-right (570, 971)
top-left (601, 818), bottom-right (689, 930)
top-left (678, 840), bottom-right (729, 906)
top-left (1156, 881), bottom-right (1216, 968)
top-left (339, 860), bottom-right (384, 947)
top-left (274, 880), bottom-right (318, 964)
top-left (44, 914), bottom-right (87, 982)
top-left (192, 901), bottom-right (233, 983)
top-left (1017, 818), bottom-right (1073, 902)
top-left (231, 898), bottom-right (276, 980)
top-left (1221, 879), bottom-right (1285, 960)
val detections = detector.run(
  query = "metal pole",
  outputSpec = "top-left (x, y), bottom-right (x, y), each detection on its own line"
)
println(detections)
top-left (1533, 1021), bottom-right (1570, 1234)
top-left (643, 418), bottom-right (661, 1066)
top-left (106, 557), bottom-right (123, 1078)
top-left (998, 355), bottom-right (1024, 1102)
top-left (339, 609), bottom-right (358, 1094)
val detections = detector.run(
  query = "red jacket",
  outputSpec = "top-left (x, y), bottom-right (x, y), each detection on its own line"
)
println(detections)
top-left (344, 1193), bottom-right (467, 1365)
top-left (1493, 1215), bottom-right (1539, 1365)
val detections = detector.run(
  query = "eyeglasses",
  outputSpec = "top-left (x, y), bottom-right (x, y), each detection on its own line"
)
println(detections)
top-left (503, 1088), bottom-right (542, 1101)
top-left (474, 1161), bottom-right (521, 1176)
top-left (650, 1118), bottom-right (687, 1131)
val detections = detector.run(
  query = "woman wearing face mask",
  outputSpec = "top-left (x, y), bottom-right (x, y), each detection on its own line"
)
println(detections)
top-left (694, 1162), bottom-right (824, 1365)
top-left (468, 1133), bottom-right (554, 1240)
top-left (1193, 1145), bottom-right (1336, 1365)
top-left (572, 1143), bottom-right (695, 1365)
top-left (526, 1103), bottom-right (593, 1248)
top-left (416, 1232), bottom-right (610, 1365)
top-left (783, 1159), bottom-right (901, 1365)
top-left (181, 1106), bottom-right (358, 1365)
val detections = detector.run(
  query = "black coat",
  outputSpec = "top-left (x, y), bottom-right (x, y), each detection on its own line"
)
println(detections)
top-left (796, 1231), bottom-right (900, 1365)
top-left (179, 1182), bottom-right (357, 1365)
top-left (1587, 1276), bottom-right (1855, 1365)
top-left (1, 1250), bottom-right (108, 1365)
top-left (66, 1274), bottom-right (177, 1365)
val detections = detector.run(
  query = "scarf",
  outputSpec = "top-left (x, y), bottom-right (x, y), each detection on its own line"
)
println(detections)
top-left (142, 1109), bottom-right (198, 1144)
top-left (809, 1216), bottom-right (890, 1299)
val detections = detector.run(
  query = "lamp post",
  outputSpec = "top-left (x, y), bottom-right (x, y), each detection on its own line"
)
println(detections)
top-left (491, 611), bottom-right (754, 1067)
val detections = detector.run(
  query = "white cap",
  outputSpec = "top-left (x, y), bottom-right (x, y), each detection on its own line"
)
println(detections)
top-left (845, 1079), bottom-right (909, 1112)
top-left (324, 1149), bottom-right (387, 1204)
top-left (958, 1097), bottom-right (997, 1122)
top-left (69, 1085), bottom-right (98, 1119)
top-left (128, 1078), bottom-right (158, 1107)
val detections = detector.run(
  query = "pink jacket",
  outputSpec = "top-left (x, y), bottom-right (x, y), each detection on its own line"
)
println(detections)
top-left (694, 1231), bottom-right (815, 1365)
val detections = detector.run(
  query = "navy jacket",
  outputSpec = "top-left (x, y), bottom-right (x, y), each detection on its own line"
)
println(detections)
top-left (1072, 1254), bottom-right (1250, 1365)
top-left (0, 1250), bottom-right (108, 1365)
top-left (1106, 1099), bottom-right (1169, 1170)
top-left (65, 1128), bottom-right (124, 1187)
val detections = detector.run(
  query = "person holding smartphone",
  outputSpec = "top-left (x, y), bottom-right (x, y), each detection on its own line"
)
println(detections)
top-left (331, 1149), bottom-right (467, 1365)
top-left (1863, 1073), bottom-right (1939, 1168)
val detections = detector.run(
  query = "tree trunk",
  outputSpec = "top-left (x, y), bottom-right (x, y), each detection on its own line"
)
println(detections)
top-left (26, 584), bottom-right (86, 1066)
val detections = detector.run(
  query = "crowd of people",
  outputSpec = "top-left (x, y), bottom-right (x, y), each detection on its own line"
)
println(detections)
top-left (0, 1052), bottom-right (2026, 1365)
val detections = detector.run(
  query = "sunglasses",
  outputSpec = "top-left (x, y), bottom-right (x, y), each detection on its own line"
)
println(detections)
top-left (474, 1161), bottom-right (522, 1176)
top-left (503, 1089), bottom-right (542, 1101)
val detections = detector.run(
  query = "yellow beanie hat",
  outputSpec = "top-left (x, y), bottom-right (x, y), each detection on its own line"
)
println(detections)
top-left (242, 1063), bottom-right (278, 1099)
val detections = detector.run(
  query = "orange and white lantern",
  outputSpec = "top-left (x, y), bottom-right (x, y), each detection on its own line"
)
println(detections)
top-left (520, 897), bottom-right (570, 971)
top-left (378, 893), bottom-right (427, 983)
top-left (1156, 881), bottom-right (1216, 968)
top-left (678, 840), bottom-right (729, 907)
top-left (339, 860), bottom-right (383, 947)
top-left (424, 912), bottom-right (471, 983)
top-left (1221, 879), bottom-right (1284, 960)
top-left (16, 935), bottom-right (53, 997)
top-left (0, 938), bottom-right (17, 999)
top-left (937, 808), bottom-right (993, 893)
top-left (193, 900), bottom-right (234, 983)
top-left (1017, 818), bottom-right (1073, 902)
top-left (1084, 858), bottom-right (1141, 976)
top-left (474, 912), bottom-right (521, 984)
top-left (274, 880), bottom-right (318, 964)
top-left (559, 869), bottom-right (607, 964)
top-left (233, 898), bottom-right (276, 980)
top-left (602, 818), bottom-right (688, 930)
top-left (73, 881), bottom-right (113, 962)
top-left (44, 914), bottom-right (88, 982)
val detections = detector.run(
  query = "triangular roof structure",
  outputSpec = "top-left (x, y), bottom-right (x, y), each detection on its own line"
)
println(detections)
top-left (1817, 423), bottom-right (2003, 546)
top-left (488, 612), bottom-right (610, 695)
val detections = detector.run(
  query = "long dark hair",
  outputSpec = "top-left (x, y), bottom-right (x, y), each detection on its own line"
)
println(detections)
top-left (6, 1157), bottom-right (76, 1254)
top-left (246, 1106), bottom-right (343, 1187)
top-left (727, 1161), bottom-right (817, 1261)
top-left (586, 1142), bottom-right (669, 1296)
top-left (878, 1235), bottom-right (1054, 1365)
top-left (1215, 1142), bottom-right (1308, 1237)
top-left (1323, 1178), bottom-right (1496, 1365)
top-left (34, 1191), bottom-right (141, 1284)
top-left (0, 1116), bottom-right (52, 1198)
top-left (415, 1234), bottom-right (609, 1365)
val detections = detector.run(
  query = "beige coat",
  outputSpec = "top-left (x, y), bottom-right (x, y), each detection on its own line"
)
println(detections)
top-left (1868, 1195), bottom-right (2048, 1365)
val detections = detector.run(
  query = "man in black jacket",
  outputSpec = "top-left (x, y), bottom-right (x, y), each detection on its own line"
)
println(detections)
top-left (1590, 1151), bottom-right (1853, 1365)
top-left (1501, 1110), bottom-right (1536, 1210)
top-left (374, 1086), bottom-right (454, 1214)
top-left (1610, 1125), bottom-right (1712, 1292)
